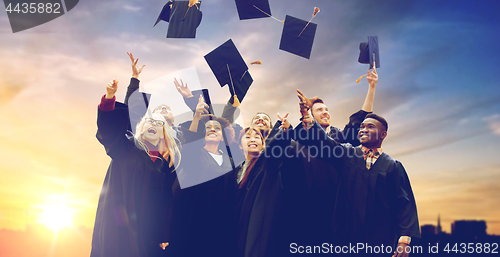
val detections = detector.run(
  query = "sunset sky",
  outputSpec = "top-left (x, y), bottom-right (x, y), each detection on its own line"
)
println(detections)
top-left (1, 0), bottom-right (500, 256)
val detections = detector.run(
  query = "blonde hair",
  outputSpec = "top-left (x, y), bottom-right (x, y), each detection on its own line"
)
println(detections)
top-left (134, 113), bottom-right (181, 170)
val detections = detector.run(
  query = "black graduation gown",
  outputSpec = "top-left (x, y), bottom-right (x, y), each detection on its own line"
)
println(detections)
top-left (167, 1), bottom-right (202, 38)
top-left (169, 128), bottom-right (237, 257)
top-left (295, 121), bottom-right (421, 253)
top-left (277, 110), bottom-right (369, 248)
top-left (92, 103), bottom-right (176, 257)
top-left (234, 128), bottom-right (293, 257)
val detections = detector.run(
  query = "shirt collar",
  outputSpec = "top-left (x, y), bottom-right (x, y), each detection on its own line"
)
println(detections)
top-left (361, 146), bottom-right (383, 155)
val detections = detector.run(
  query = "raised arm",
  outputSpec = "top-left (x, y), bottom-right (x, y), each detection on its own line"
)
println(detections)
top-left (97, 80), bottom-right (133, 158)
top-left (361, 62), bottom-right (378, 112)
top-left (189, 95), bottom-right (209, 132)
top-left (221, 96), bottom-right (237, 124)
top-left (339, 62), bottom-right (378, 146)
top-left (175, 77), bottom-right (204, 113)
top-left (124, 52), bottom-right (145, 105)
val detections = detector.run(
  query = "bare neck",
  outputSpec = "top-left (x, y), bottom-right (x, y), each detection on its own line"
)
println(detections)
top-left (204, 142), bottom-right (220, 154)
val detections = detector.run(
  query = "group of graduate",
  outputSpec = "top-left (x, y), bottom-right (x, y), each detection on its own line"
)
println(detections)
top-left (91, 53), bottom-right (420, 257)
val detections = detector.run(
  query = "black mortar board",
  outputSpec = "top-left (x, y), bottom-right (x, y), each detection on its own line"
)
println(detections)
top-left (358, 36), bottom-right (380, 69)
top-left (154, 1), bottom-right (173, 26)
top-left (154, 1), bottom-right (203, 38)
top-left (279, 15), bottom-right (317, 59)
top-left (235, 0), bottom-right (272, 20)
top-left (204, 39), bottom-right (248, 87)
top-left (230, 71), bottom-right (253, 103)
top-left (204, 39), bottom-right (253, 102)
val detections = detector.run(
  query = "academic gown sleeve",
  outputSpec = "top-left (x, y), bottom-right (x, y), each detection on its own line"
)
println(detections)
top-left (391, 161), bottom-right (421, 238)
top-left (96, 101), bottom-right (134, 158)
top-left (122, 78), bottom-right (151, 134)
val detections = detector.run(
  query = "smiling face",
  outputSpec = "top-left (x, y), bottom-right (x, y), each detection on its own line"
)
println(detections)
top-left (153, 105), bottom-right (174, 126)
top-left (204, 120), bottom-right (223, 143)
top-left (358, 118), bottom-right (387, 148)
top-left (140, 114), bottom-right (166, 146)
top-left (311, 102), bottom-right (330, 129)
top-left (239, 129), bottom-right (264, 159)
top-left (251, 113), bottom-right (271, 129)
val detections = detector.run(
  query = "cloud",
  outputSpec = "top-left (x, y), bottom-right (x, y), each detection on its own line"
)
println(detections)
top-left (484, 114), bottom-right (500, 136)
top-left (122, 5), bottom-right (142, 12)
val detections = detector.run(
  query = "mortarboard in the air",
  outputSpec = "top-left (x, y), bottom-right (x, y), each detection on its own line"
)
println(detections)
top-left (279, 15), bottom-right (317, 59)
top-left (235, 0), bottom-right (272, 20)
top-left (358, 36), bottom-right (380, 69)
top-left (154, 1), bottom-right (173, 27)
top-left (204, 39), bottom-right (253, 105)
top-left (154, 1), bottom-right (203, 38)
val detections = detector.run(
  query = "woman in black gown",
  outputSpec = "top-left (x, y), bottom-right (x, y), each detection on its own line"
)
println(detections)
top-left (91, 80), bottom-right (181, 257)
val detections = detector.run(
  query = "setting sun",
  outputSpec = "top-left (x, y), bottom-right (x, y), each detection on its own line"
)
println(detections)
top-left (39, 204), bottom-right (74, 232)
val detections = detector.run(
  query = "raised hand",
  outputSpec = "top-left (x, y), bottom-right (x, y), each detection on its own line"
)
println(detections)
top-left (127, 52), bottom-right (145, 79)
top-left (277, 112), bottom-right (290, 132)
top-left (159, 242), bottom-right (169, 250)
top-left (106, 79), bottom-right (118, 99)
top-left (174, 77), bottom-right (193, 98)
top-left (296, 89), bottom-right (319, 111)
top-left (366, 61), bottom-right (378, 89)
top-left (194, 95), bottom-right (209, 118)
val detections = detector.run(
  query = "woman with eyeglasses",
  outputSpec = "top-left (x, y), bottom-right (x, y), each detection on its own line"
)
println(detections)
top-left (91, 80), bottom-right (181, 257)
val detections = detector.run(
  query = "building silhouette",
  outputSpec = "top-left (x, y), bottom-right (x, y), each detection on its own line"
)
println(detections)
top-left (451, 220), bottom-right (487, 238)
top-left (415, 215), bottom-right (499, 255)
top-left (437, 214), bottom-right (442, 234)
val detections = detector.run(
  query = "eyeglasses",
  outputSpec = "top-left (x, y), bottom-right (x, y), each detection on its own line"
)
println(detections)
top-left (145, 118), bottom-right (165, 127)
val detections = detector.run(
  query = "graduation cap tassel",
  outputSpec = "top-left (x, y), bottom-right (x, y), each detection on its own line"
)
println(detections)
top-left (253, 5), bottom-right (283, 23)
top-left (356, 74), bottom-right (366, 84)
top-left (226, 63), bottom-right (241, 107)
top-left (250, 60), bottom-right (262, 65)
top-left (298, 7), bottom-right (320, 37)
top-left (183, 0), bottom-right (199, 19)
top-left (183, 6), bottom-right (191, 19)
top-left (239, 70), bottom-right (248, 81)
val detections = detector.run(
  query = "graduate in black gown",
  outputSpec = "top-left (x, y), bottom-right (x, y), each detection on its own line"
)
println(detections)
top-left (295, 98), bottom-right (420, 257)
top-left (234, 114), bottom-right (293, 257)
top-left (92, 80), bottom-right (181, 257)
top-left (170, 95), bottom-right (237, 257)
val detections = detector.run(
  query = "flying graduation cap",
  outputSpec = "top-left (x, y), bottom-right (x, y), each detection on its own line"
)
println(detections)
top-left (279, 8), bottom-right (320, 59)
top-left (358, 36), bottom-right (380, 69)
top-left (154, 0), bottom-right (203, 38)
top-left (204, 39), bottom-right (253, 107)
top-left (356, 36), bottom-right (380, 83)
top-left (235, 0), bottom-right (272, 20)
